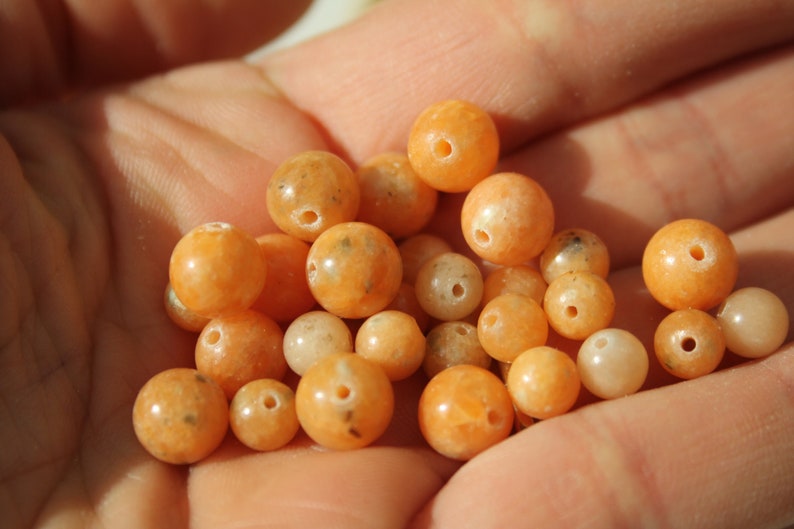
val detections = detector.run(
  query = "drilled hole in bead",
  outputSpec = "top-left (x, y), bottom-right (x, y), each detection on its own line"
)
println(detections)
top-left (594, 337), bottom-right (608, 349)
top-left (205, 329), bottom-right (221, 345)
top-left (689, 245), bottom-right (705, 261)
top-left (307, 262), bottom-right (317, 281)
top-left (454, 324), bottom-right (469, 336)
top-left (452, 284), bottom-right (465, 298)
top-left (299, 210), bottom-right (319, 225)
top-left (482, 314), bottom-right (497, 327)
top-left (262, 395), bottom-right (278, 410)
top-left (682, 337), bottom-right (697, 352)
top-left (565, 306), bottom-right (579, 318)
top-left (336, 385), bottom-right (352, 400)
top-left (474, 229), bottom-right (491, 246)
top-left (434, 139), bottom-right (453, 158)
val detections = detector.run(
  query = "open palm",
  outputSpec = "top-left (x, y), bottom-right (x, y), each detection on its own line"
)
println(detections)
top-left (2, 1), bottom-right (793, 528)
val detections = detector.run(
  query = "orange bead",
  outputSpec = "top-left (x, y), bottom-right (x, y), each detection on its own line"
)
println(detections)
top-left (163, 282), bottom-right (210, 332)
top-left (229, 379), bottom-right (300, 451)
top-left (283, 310), bottom-right (353, 376)
top-left (132, 368), bottom-right (229, 464)
top-left (540, 228), bottom-right (610, 284)
top-left (306, 222), bottom-right (403, 319)
top-left (543, 271), bottom-right (615, 340)
top-left (169, 222), bottom-right (266, 319)
top-left (398, 233), bottom-right (453, 285)
top-left (716, 287), bottom-right (790, 359)
top-left (414, 252), bottom-right (484, 321)
top-left (461, 172), bottom-right (555, 265)
top-left (295, 352), bottom-right (394, 450)
top-left (251, 233), bottom-right (315, 323)
top-left (418, 365), bottom-right (514, 460)
top-left (423, 321), bottom-right (492, 378)
top-left (355, 310), bottom-right (426, 381)
top-left (266, 150), bottom-right (360, 242)
top-left (407, 100), bottom-right (499, 193)
top-left (356, 152), bottom-right (438, 239)
top-left (477, 293), bottom-right (549, 363)
top-left (577, 328), bottom-right (649, 399)
top-left (642, 218), bottom-right (738, 310)
top-left (195, 310), bottom-right (286, 400)
top-left (506, 346), bottom-right (580, 420)
top-left (482, 264), bottom-right (547, 307)
top-left (654, 308), bottom-right (726, 379)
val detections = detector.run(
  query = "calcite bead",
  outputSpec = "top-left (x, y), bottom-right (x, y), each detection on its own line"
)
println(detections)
top-left (506, 346), bottom-right (580, 420)
top-left (642, 218), bottom-right (738, 310)
top-left (398, 233), bottom-right (453, 285)
top-left (283, 310), bottom-right (353, 376)
top-left (577, 328), bottom-right (649, 399)
top-left (414, 252), bottom-right (484, 321)
top-left (543, 271), bottom-right (615, 340)
top-left (132, 368), bottom-right (229, 464)
top-left (716, 287), bottom-right (789, 359)
top-left (477, 293), bottom-right (548, 363)
top-left (229, 379), bottom-right (300, 451)
top-left (540, 228), bottom-right (610, 284)
top-left (654, 308), bottom-right (725, 379)
top-left (418, 365), bottom-right (514, 460)
top-left (482, 264), bottom-right (547, 306)
top-left (354, 310), bottom-right (426, 381)
top-left (251, 233), bottom-right (315, 323)
top-left (422, 321), bottom-right (492, 378)
top-left (295, 352), bottom-right (394, 450)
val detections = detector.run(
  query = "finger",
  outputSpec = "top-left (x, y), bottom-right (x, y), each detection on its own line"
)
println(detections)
top-left (412, 343), bottom-right (794, 529)
top-left (259, 0), bottom-right (794, 162)
top-left (0, 0), bottom-right (311, 104)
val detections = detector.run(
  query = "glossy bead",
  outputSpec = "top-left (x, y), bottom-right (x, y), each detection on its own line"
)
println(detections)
top-left (355, 310), bottom-right (426, 381)
top-left (283, 310), bottom-right (353, 376)
top-left (306, 222), bottom-right (402, 319)
top-left (716, 287), bottom-right (789, 359)
top-left (398, 233), bottom-right (453, 285)
top-left (356, 152), bottom-right (438, 239)
top-left (461, 172), bottom-right (555, 265)
top-left (414, 252), bottom-right (484, 321)
top-left (251, 233), bottom-right (315, 323)
top-left (422, 321), bottom-right (492, 378)
top-left (164, 282), bottom-right (210, 332)
top-left (506, 346), bottom-right (580, 420)
top-left (642, 218), bottom-right (738, 310)
top-left (407, 100), bottom-right (499, 193)
top-left (229, 379), bottom-right (299, 451)
top-left (540, 228), bottom-right (610, 284)
top-left (477, 293), bottom-right (548, 363)
top-left (654, 308), bottom-right (725, 379)
top-left (577, 328), bottom-right (649, 399)
top-left (195, 310), bottom-right (286, 400)
top-left (482, 264), bottom-right (547, 306)
top-left (132, 368), bottom-right (229, 464)
top-left (418, 365), bottom-right (514, 460)
top-left (266, 150), bottom-right (360, 242)
top-left (543, 271), bottom-right (615, 340)
top-left (295, 352), bottom-right (394, 450)
top-left (169, 222), bottom-right (266, 319)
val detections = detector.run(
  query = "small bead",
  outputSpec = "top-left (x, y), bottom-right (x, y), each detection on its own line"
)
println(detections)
top-left (251, 233), bottom-right (315, 323)
top-left (414, 252), bottom-right (484, 321)
top-left (461, 172), bottom-right (555, 265)
top-left (163, 282), bottom-right (211, 332)
top-left (407, 100), bottom-right (499, 193)
top-left (229, 379), bottom-right (300, 451)
top-left (132, 368), bottom-right (229, 464)
top-left (422, 321), bottom-right (492, 378)
top-left (577, 328), bottom-right (649, 399)
top-left (543, 271), bottom-right (615, 340)
top-left (398, 233), bottom-right (454, 285)
top-left (506, 346), bottom-right (580, 420)
top-left (642, 218), bottom-right (738, 310)
top-left (195, 310), bottom-right (286, 400)
top-left (283, 310), bottom-right (353, 376)
top-left (482, 264), bottom-right (547, 307)
top-left (418, 365), bottom-right (514, 460)
top-left (540, 228), bottom-right (610, 284)
top-left (306, 222), bottom-right (402, 319)
top-left (169, 222), bottom-right (266, 319)
top-left (716, 287), bottom-right (789, 359)
top-left (477, 293), bottom-right (548, 363)
top-left (295, 352), bottom-right (394, 450)
top-left (356, 152), bottom-right (438, 239)
top-left (355, 310), bottom-right (426, 381)
top-left (654, 308), bottom-right (725, 379)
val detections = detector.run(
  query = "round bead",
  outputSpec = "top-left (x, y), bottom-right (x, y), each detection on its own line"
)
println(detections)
top-left (407, 100), bottom-right (499, 193)
top-left (642, 218), bottom-right (738, 310)
top-left (423, 321), bottom-right (492, 378)
top-left (283, 310), bottom-right (353, 376)
top-left (356, 152), bottom-right (438, 239)
top-left (169, 222), bottom-right (266, 319)
top-left (414, 252), bottom-right (484, 321)
top-left (195, 310), bottom-right (286, 400)
top-left (398, 233), bottom-right (453, 285)
top-left (577, 328), bottom-right (649, 399)
top-left (477, 293), bottom-right (548, 363)
top-left (229, 379), bottom-right (300, 451)
top-left (482, 264), bottom-right (547, 306)
top-left (543, 271), bottom-right (615, 340)
top-left (295, 352), bottom-right (394, 450)
top-left (354, 310), bottom-right (426, 381)
top-left (163, 282), bottom-right (210, 332)
top-left (716, 287), bottom-right (789, 359)
top-left (418, 365), bottom-right (514, 460)
top-left (132, 368), bottom-right (229, 464)
top-left (306, 222), bottom-right (402, 319)
top-left (251, 233), bottom-right (315, 323)
top-left (654, 308), bottom-right (725, 379)
top-left (460, 172), bottom-right (555, 266)
top-left (266, 150), bottom-right (360, 242)
top-left (540, 228), bottom-right (610, 284)
top-left (506, 346), bottom-right (580, 420)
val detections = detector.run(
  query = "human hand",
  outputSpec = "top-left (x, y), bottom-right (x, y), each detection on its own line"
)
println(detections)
top-left (2, 1), bottom-right (793, 528)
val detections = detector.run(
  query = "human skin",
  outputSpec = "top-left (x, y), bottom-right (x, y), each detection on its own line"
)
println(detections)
top-left (1, 1), bottom-right (793, 528)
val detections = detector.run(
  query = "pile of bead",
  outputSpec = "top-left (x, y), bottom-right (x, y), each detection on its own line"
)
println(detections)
top-left (132, 99), bottom-right (790, 465)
